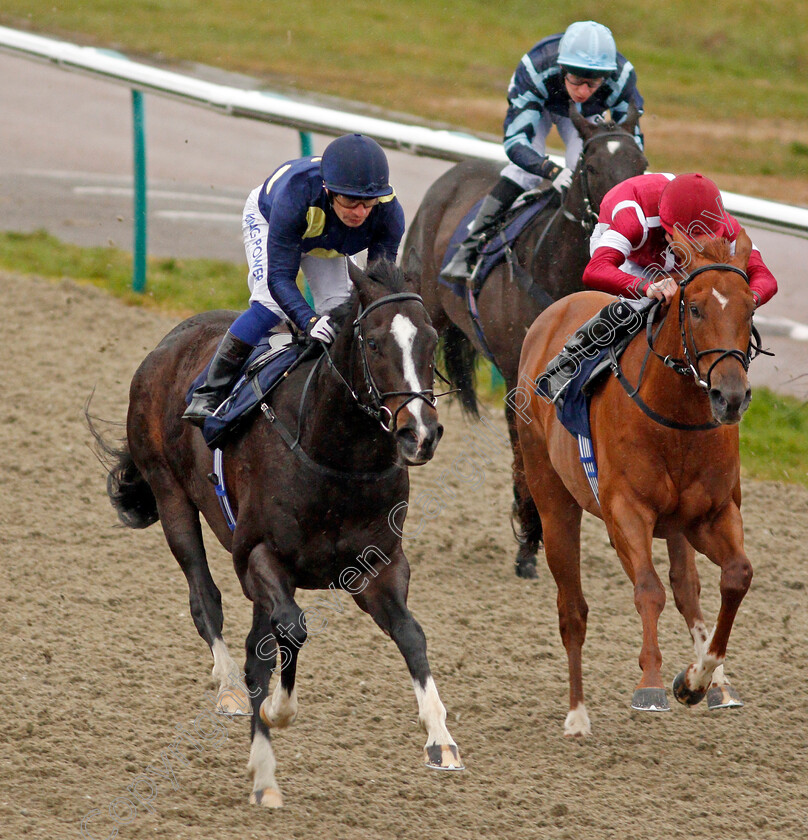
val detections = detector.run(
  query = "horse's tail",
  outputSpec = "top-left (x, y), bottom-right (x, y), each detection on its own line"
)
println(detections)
top-left (441, 322), bottom-right (479, 417)
top-left (85, 401), bottom-right (159, 530)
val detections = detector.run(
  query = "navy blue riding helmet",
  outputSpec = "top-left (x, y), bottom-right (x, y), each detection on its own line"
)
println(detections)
top-left (320, 133), bottom-right (394, 199)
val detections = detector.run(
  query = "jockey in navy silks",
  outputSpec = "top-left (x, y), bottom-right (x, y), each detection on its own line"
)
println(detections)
top-left (184, 133), bottom-right (405, 426)
top-left (442, 20), bottom-right (644, 281)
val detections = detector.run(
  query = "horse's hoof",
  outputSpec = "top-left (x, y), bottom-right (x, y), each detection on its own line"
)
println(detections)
top-left (215, 688), bottom-right (252, 716)
top-left (249, 787), bottom-right (283, 808)
top-left (424, 743), bottom-right (464, 771)
top-left (259, 699), bottom-right (297, 729)
top-left (514, 557), bottom-right (538, 579)
top-left (631, 687), bottom-right (671, 711)
top-left (672, 670), bottom-right (707, 706)
top-left (707, 684), bottom-right (744, 710)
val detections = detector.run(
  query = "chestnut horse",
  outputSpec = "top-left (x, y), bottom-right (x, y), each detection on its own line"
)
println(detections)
top-left (403, 105), bottom-right (647, 578)
top-left (91, 260), bottom-right (463, 807)
top-left (516, 230), bottom-right (761, 735)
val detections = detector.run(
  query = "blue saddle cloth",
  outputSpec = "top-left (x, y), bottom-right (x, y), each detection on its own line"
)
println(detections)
top-left (440, 190), bottom-right (556, 296)
top-left (185, 338), bottom-right (306, 449)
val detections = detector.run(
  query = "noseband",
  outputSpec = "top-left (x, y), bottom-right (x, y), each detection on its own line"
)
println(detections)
top-left (326, 291), bottom-right (438, 433)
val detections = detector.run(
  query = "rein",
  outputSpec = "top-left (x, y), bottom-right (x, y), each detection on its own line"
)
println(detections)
top-left (612, 263), bottom-right (769, 431)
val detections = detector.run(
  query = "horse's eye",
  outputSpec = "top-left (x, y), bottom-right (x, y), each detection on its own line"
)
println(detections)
top-left (689, 304), bottom-right (701, 319)
top-left (367, 338), bottom-right (379, 352)
top-left (586, 164), bottom-right (597, 175)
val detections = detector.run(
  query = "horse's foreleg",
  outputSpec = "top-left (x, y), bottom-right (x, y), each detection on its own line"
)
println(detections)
top-left (675, 506), bottom-right (751, 709)
top-left (607, 501), bottom-right (670, 712)
top-left (154, 487), bottom-right (247, 715)
top-left (352, 551), bottom-right (463, 770)
top-left (239, 542), bottom-right (304, 731)
top-left (244, 603), bottom-right (283, 808)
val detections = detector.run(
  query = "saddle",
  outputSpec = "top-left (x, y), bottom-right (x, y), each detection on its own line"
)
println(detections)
top-left (185, 332), bottom-right (310, 449)
top-left (440, 188), bottom-right (559, 297)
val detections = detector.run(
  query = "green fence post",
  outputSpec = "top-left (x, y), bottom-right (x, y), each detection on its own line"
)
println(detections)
top-left (131, 89), bottom-right (147, 293)
top-left (299, 131), bottom-right (314, 156)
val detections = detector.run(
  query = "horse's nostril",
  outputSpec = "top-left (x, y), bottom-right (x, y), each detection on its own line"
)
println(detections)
top-left (395, 427), bottom-right (419, 449)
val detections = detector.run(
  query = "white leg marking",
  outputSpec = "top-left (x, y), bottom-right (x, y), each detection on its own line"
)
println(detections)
top-left (709, 663), bottom-right (729, 688)
top-left (412, 677), bottom-right (456, 747)
top-left (390, 314), bottom-right (428, 440)
top-left (247, 730), bottom-right (279, 792)
top-left (712, 288), bottom-right (729, 309)
top-left (564, 703), bottom-right (592, 737)
top-left (211, 638), bottom-right (251, 714)
top-left (262, 684), bottom-right (298, 728)
top-left (687, 622), bottom-right (721, 691)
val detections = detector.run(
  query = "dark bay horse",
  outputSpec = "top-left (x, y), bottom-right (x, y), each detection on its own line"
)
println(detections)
top-left (516, 230), bottom-right (759, 735)
top-left (93, 260), bottom-right (463, 807)
top-left (403, 105), bottom-right (647, 577)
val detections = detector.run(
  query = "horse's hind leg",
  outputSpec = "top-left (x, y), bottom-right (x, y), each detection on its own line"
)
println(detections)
top-left (352, 548), bottom-right (463, 770)
top-left (667, 535), bottom-right (743, 710)
top-left (153, 484), bottom-right (248, 714)
top-left (507, 401), bottom-right (544, 579)
top-left (537, 478), bottom-right (589, 735)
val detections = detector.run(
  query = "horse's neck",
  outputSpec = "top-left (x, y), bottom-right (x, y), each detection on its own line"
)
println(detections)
top-left (300, 333), bottom-right (397, 472)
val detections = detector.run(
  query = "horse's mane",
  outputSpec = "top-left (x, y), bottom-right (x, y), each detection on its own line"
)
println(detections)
top-left (330, 259), bottom-right (408, 330)
top-left (696, 236), bottom-right (733, 263)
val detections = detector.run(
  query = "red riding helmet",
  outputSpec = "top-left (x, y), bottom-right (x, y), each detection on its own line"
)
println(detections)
top-left (659, 173), bottom-right (725, 236)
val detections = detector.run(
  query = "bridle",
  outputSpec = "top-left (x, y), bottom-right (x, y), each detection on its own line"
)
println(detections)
top-left (563, 129), bottom-right (640, 235)
top-left (613, 263), bottom-right (769, 431)
top-left (649, 263), bottom-right (766, 390)
top-left (324, 291), bottom-right (439, 433)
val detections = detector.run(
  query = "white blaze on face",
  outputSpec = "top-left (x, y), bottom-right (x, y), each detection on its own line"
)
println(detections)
top-left (390, 313), bottom-right (428, 438)
top-left (607, 140), bottom-right (621, 155)
top-left (712, 288), bottom-right (729, 309)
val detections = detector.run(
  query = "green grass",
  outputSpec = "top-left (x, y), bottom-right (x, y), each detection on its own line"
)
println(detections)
top-left (3, 1), bottom-right (808, 190)
top-left (740, 388), bottom-right (808, 486)
top-left (0, 229), bottom-right (247, 314)
top-left (3, 229), bottom-right (805, 487)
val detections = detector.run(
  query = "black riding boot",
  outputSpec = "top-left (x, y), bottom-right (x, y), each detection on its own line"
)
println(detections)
top-left (182, 330), bottom-right (254, 427)
top-left (540, 298), bottom-right (649, 401)
top-left (441, 177), bottom-right (523, 282)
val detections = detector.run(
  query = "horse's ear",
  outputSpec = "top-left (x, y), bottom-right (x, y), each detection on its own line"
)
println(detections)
top-left (620, 103), bottom-right (641, 136)
top-left (669, 225), bottom-right (700, 265)
top-left (347, 258), bottom-right (386, 307)
top-left (731, 227), bottom-right (753, 270)
top-left (568, 103), bottom-right (595, 140)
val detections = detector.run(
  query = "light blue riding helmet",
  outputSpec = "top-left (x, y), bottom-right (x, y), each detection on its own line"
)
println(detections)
top-left (557, 21), bottom-right (618, 76)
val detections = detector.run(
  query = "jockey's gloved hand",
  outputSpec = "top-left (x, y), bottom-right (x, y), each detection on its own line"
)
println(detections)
top-left (551, 167), bottom-right (574, 193)
top-left (305, 315), bottom-right (337, 346)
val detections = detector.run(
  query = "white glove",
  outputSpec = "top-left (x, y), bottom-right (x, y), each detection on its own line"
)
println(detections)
top-left (551, 167), bottom-right (574, 193)
top-left (305, 315), bottom-right (337, 345)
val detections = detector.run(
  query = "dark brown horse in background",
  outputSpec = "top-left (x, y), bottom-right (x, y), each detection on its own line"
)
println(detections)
top-left (403, 105), bottom-right (647, 578)
top-left (516, 230), bottom-right (759, 735)
top-left (91, 260), bottom-right (463, 808)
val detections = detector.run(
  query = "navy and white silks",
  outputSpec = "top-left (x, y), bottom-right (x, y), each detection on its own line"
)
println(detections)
top-left (240, 156), bottom-right (405, 338)
top-left (501, 34), bottom-right (644, 190)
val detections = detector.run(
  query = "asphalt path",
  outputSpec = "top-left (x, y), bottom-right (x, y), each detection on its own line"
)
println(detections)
top-left (2, 51), bottom-right (806, 398)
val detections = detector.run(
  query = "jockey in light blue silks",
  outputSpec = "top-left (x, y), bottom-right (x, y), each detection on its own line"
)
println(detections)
top-left (442, 20), bottom-right (644, 281)
top-left (184, 133), bottom-right (405, 426)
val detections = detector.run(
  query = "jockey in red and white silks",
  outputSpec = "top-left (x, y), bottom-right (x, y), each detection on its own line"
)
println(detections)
top-left (584, 172), bottom-right (778, 306)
